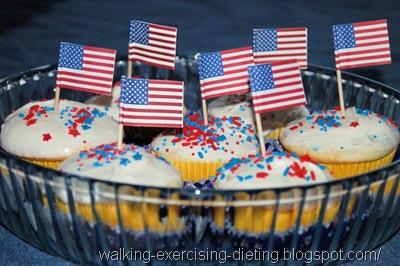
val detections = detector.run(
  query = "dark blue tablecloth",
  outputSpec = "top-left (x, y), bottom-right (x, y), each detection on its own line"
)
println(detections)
top-left (0, 0), bottom-right (399, 265)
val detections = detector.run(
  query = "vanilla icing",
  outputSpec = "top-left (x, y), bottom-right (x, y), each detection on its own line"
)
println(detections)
top-left (85, 82), bottom-right (120, 121)
top-left (0, 99), bottom-right (119, 159)
top-left (55, 143), bottom-right (183, 203)
top-left (279, 107), bottom-right (400, 163)
top-left (216, 152), bottom-right (334, 190)
top-left (207, 93), bottom-right (310, 135)
top-left (150, 113), bottom-right (260, 162)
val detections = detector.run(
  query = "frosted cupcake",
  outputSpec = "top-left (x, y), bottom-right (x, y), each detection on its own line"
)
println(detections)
top-left (150, 113), bottom-right (260, 182)
top-left (84, 81), bottom-right (121, 121)
top-left (0, 99), bottom-right (119, 169)
top-left (207, 93), bottom-right (310, 138)
top-left (279, 107), bottom-right (400, 179)
top-left (54, 143), bottom-right (184, 232)
top-left (214, 152), bottom-right (340, 233)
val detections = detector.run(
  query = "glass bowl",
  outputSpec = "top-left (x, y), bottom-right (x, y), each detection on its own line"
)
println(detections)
top-left (0, 56), bottom-right (399, 265)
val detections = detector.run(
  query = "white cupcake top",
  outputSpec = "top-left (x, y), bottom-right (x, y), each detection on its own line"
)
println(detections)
top-left (0, 99), bottom-right (119, 159)
top-left (207, 93), bottom-right (310, 135)
top-left (150, 113), bottom-right (260, 162)
top-left (56, 143), bottom-right (183, 203)
top-left (84, 82), bottom-right (120, 121)
top-left (216, 152), bottom-right (334, 190)
top-left (279, 107), bottom-right (400, 163)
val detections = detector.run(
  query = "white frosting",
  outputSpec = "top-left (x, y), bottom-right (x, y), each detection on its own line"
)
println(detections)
top-left (207, 93), bottom-right (310, 135)
top-left (279, 107), bottom-right (400, 163)
top-left (215, 152), bottom-right (339, 209)
top-left (150, 114), bottom-right (260, 162)
top-left (216, 152), bottom-right (334, 190)
top-left (85, 82), bottom-right (120, 121)
top-left (0, 99), bottom-right (119, 159)
top-left (55, 143), bottom-right (183, 203)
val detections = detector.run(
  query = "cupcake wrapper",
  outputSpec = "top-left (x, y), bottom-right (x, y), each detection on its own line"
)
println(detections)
top-left (23, 159), bottom-right (63, 169)
top-left (264, 127), bottom-right (283, 139)
top-left (230, 191), bottom-right (343, 233)
top-left (208, 193), bottom-right (373, 253)
top-left (42, 189), bottom-right (186, 233)
top-left (167, 159), bottom-right (226, 182)
top-left (325, 148), bottom-right (397, 180)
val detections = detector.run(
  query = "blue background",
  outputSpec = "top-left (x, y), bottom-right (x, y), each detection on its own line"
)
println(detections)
top-left (0, 0), bottom-right (399, 265)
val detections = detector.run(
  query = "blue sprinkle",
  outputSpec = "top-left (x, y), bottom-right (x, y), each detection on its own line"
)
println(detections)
top-left (198, 151), bottom-right (204, 159)
top-left (133, 153), bottom-right (142, 160)
top-left (93, 162), bottom-right (103, 167)
top-left (244, 175), bottom-right (252, 180)
top-left (256, 164), bottom-right (264, 169)
top-left (120, 158), bottom-right (131, 166)
top-left (18, 114), bottom-right (25, 118)
top-left (283, 167), bottom-right (290, 176)
top-left (81, 125), bottom-right (91, 130)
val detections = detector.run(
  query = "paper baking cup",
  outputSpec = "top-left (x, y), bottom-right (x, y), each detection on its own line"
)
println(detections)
top-left (43, 188), bottom-right (184, 232)
top-left (166, 158), bottom-right (226, 182)
top-left (324, 149), bottom-right (398, 180)
top-left (264, 127), bottom-right (283, 139)
top-left (232, 191), bottom-right (342, 233)
top-left (23, 158), bottom-right (63, 169)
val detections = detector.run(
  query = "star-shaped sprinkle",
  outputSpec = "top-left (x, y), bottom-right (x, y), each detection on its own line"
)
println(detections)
top-left (43, 133), bottom-right (52, 142)
top-left (350, 121), bottom-right (359, 127)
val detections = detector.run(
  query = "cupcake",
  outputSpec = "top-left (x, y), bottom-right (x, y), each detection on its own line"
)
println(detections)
top-left (279, 107), bottom-right (400, 179)
top-left (84, 81), bottom-right (121, 121)
top-left (150, 113), bottom-right (260, 182)
top-left (53, 143), bottom-right (185, 232)
top-left (207, 93), bottom-right (309, 138)
top-left (210, 152), bottom-right (363, 253)
top-left (0, 99), bottom-right (119, 169)
top-left (215, 152), bottom-right (340, 233)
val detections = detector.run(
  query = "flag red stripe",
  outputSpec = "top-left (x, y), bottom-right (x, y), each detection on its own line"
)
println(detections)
top-left (255, 102), bottom-right (308, 114)
top-left (146, 101), bottom-right (182, 106)
top-left (121, 108), bottom-right (182, 114)
top-left (56, 77), bottom-right (113, 88)
top-left (120, 114), bottom-right (182, 120)
top-left (57, 70), bottom-right (113, 83)
top-left (83, 53), bottom-right (116, 62)
top-left (252, 88), bottom-right (304, 100)
top-left (253, 95), bottom-right (306, 107)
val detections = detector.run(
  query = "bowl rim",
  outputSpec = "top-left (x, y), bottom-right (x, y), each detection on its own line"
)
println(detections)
top-left (0, 56), bottom-right (399, 196)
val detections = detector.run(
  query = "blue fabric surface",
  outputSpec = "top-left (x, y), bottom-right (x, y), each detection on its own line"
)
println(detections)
top-left (0, 0), bottom-right (400, 265)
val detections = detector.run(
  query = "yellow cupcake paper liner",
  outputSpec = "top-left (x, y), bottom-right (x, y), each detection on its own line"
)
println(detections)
top-left (167, 159), bottom-right (227, 182)
top-left (324, 149), bottom-right (398, 195)
top-left (42, 188), bottom-right (184, 232)
top-left (23, 158), bottom-right (62, 169)
top-left (264, 127), bottom-right (283, 139)
top-left (214, 189), bottom-right (352, 234)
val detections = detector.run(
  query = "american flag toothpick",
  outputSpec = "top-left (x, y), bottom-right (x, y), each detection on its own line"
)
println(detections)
top-left (55, 42), bottom-right (116, 113)
top-left (127, 20), bottom-right (177, 77)
top-left (197, 46), bottom-right (254, 125)
top-left (248, 59), bottom-right (306, 156)
top-left (332, 19), bottom-right (391, 116)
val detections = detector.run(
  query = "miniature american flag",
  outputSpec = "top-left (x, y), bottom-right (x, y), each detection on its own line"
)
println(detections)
top-left (119, 77), bottom-right (184, 128)
top-left (56, 42), bottom-right (116, 95)
top-left (253, 27), bottom-right (308, 69)
top-left (248, 59), bottom-right (306, 114)
top-left (128, 20), bottom-right (177, 70)
top-left (198, 46), bottom-right (254, 100)
top-left (333, 19), bottom-right (391, 70)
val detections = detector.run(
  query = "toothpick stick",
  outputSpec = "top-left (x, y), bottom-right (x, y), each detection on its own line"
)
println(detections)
top-left (202, 99), bottom-right (208, 126)
top-left (127, 61), bottom-right (132, 78)
top-left (336, 69), bottom-right (346, 117)
top-left (54, 86), bottom-right (61, 113)
top-left (117, 124), bottom-right (124, 150)
top-left (255, 113), bottom-right (266, 157)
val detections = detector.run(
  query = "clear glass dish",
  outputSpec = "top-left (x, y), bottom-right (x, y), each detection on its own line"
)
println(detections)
top-left (0, 56), bottom-right (399, 265)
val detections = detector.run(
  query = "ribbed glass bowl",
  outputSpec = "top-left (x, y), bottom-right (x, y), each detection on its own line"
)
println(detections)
top-left (0, 56), bottom-right (399, 265)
